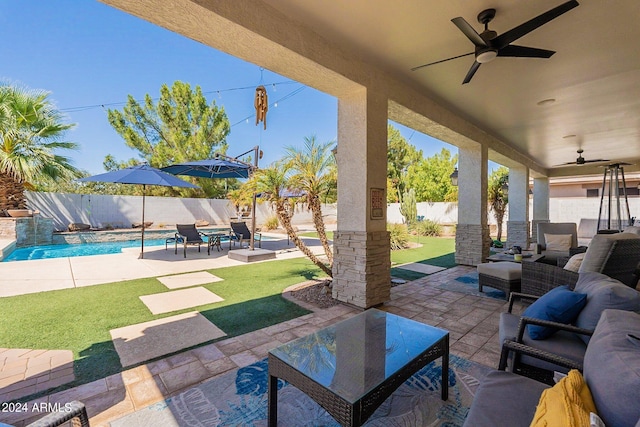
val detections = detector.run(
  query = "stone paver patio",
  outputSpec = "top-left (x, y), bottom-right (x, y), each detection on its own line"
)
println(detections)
top-left (0, 264), bottom-right (522, 427)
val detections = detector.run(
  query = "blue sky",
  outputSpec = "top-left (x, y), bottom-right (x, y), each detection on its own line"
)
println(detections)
top-left (1, 0), bottom-right (454, 175)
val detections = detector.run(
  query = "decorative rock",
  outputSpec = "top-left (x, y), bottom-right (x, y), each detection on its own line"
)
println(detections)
top-left (68, 223), bottom-right (91, 232)
top-left (132, 222), bottom-right (153, 229)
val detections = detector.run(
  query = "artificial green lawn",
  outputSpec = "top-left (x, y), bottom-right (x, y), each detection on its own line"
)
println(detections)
top-left (0, 237), bottom-right (454, 399)
top-left (391, 236), bottom-right (456, 280)
top-left (0, 257), bottom-right (320, 398)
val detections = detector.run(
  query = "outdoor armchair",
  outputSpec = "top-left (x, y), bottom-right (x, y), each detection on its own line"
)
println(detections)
top-left (229, 221), bottom-right (262, 249)
top-left (535, 222), bottom-right (580, 264)
top-left (175, 224), bottom-right (205, 258)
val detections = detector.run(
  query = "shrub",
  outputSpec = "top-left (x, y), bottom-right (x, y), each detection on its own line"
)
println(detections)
top-left (387, 223), bottom-right (410, 250)
top-left (262, 215), bottom-right (280, 230)
top-left (412, 219), bottom-right (442, 237)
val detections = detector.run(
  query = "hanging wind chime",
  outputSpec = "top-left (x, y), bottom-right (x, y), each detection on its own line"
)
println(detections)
top-left (254, 85), bottom-right (268, 130)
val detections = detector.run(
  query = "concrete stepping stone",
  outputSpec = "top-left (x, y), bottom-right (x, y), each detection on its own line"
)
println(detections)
top-left (140, 287), bottom-right (224, 315)
top-left (110, 312), bottom-right (226, 367)
top-left (396, 262), bottom-right (446, 275)
top-left (158, 271), bottom-right (223, 289)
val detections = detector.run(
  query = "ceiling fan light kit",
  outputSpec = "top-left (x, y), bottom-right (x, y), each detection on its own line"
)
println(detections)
top-left (412, 0), bottom-right (580, 84)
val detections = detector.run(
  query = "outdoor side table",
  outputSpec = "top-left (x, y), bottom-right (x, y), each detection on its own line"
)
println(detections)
top-left (206, 233), bottom-right (224, 254)
top-left (268, 308), bottom-right (449, 427)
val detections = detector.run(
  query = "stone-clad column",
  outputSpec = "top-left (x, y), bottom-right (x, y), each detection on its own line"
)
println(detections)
top-left (332, 88), bottom-right (390, 309)
top-left (455, 145), bottom-right (489, 265)
top-left (531, 177), bottom-right (550, 246)
top-left (506, 166), bottom-right (530, 249)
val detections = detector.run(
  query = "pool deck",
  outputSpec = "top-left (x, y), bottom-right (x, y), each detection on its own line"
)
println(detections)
top-left (0, 233), bottom-right (324, 297)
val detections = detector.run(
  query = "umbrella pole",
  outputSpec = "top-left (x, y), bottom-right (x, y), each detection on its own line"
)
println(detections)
top-left (140, 184), bottom-right (146, 259)
top-left (250, 146), bottom-right (259, 251)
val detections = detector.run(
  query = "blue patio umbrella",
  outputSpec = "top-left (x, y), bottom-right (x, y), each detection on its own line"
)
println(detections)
top-left (162, 156), bottom-right (262, 249)
top-left (79, 164), bottom-right (199, 258)
top-left (161, 158), bottom-right (253, 179)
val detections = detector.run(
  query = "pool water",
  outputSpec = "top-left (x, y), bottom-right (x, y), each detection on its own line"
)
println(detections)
top-left (2, 236), bottom-right (231, 262)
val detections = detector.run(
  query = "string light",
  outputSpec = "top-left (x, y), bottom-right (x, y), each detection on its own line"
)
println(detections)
top-left (59, 80), bottom-right (298, 113)
top-left (232, 85), bottom-right (306, 126)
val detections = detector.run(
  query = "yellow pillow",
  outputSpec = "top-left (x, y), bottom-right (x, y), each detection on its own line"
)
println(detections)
top-left (530, 370), bottom-right (597, 427)
top-left (545, 233), bottom-right (573, 251)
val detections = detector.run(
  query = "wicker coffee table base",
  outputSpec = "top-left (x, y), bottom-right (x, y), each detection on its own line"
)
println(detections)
top-left (268, 336), bottom-right (449, 427)
top-left (478, 273), bottom-right (521, 299)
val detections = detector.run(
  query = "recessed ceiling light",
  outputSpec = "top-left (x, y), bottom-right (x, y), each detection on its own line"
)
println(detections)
top-left (536, 98), bottom-right (556, 106)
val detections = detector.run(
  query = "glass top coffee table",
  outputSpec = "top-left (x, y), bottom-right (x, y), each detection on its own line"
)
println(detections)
top-left (268, 308), bottom-right (449, 426)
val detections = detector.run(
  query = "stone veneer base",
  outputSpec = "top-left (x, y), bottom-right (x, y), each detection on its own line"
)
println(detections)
top-left (506, 221), bottom-right (530, 250)
top-left (332, 230), bottom-right (391, 309)
top-left (455, 223), bottom-right (490, 266)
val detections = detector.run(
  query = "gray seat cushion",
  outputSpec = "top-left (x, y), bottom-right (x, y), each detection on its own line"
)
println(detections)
top-left (584, 309), bottom-right (640, 427)
top-left (499, 312), bottom-right (587, 373)
top-left (462, 370), bottom-right (549, 427)
top-left (574, 272), bottom-right (640, 343)
top-left (477, 262), bottom-right (522, 280)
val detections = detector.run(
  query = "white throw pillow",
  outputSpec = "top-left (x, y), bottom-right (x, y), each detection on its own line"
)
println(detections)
top-left (563, 253), bottom-right (585, 272)
top-left (545, 233), bottom-right (572, 251)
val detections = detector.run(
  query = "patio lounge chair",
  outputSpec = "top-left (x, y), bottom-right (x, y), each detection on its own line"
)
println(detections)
top-left (229, 221), bottom-right (262, 249)
top-left (175, 224), bottom-right (205, 258)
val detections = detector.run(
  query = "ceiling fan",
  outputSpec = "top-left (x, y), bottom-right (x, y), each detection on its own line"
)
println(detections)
top-left (555, 149), bottom-right (609, 166)
top-left (411, 0), bottom-right (579, 84)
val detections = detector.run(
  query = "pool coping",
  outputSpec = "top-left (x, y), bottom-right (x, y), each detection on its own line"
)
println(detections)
top-left (0, 239), bottom-right (16, 261)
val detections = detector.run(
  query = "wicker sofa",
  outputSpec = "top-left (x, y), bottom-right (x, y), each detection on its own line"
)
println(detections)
top-left (464, 309), bottom-right (640, 427)
top-left (521, 231), bottom-right (640, 296)
top-left (500, 272), bottom-right (640, 381)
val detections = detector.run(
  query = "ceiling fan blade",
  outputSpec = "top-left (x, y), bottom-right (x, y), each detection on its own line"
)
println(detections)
top-left (498, 45), bottom-right (555, 58)
top-left (583, 159), bottom-right (609, 163)
top-left (451, 17), bottom-right (487, 47)
top-left (462, 61), bottom-right (481, 84)
top-left (411, 52), bottom-right (474, 71)
top-left (493, 0), bottom-right (579, 49)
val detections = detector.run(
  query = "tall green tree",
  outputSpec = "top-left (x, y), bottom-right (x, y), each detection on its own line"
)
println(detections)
top-left (387, 124), bottom-right (422, 202)
top-left (284, 136), bottom-right (336, 266)
top-left (0, 84), bottom-right (80, 211)
top-left (488, 166), bottom-right (509, 241)
top-left (407, 148), bottom-right (458, 202)
top-left (252, 162), bottom-right (332, 276)
top-left (107, 81), bottom-right (231, 198)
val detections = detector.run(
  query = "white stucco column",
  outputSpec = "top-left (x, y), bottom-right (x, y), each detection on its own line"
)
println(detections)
top-left (506, 166), bottom-right (530, 249)
top-left (531, 177), bottom-right (550, 245)
top-left (455, 145), bottom-right (489, 265)
top-left (332, 88), bottom-right (390, 309)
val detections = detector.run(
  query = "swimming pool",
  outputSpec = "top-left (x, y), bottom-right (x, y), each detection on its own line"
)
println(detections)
top-left (2, 235), bottom-right (232, 262)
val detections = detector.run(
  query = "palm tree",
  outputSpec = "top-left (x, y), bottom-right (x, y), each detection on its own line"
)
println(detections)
top-left (0, 84), bottom-right (80, 211)
top-left (488, 166), bottom-right (509, 242)
top-left (283, 136), bottom-right (336, 266)
top-left (253, 162), bottom-right (332, 277)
